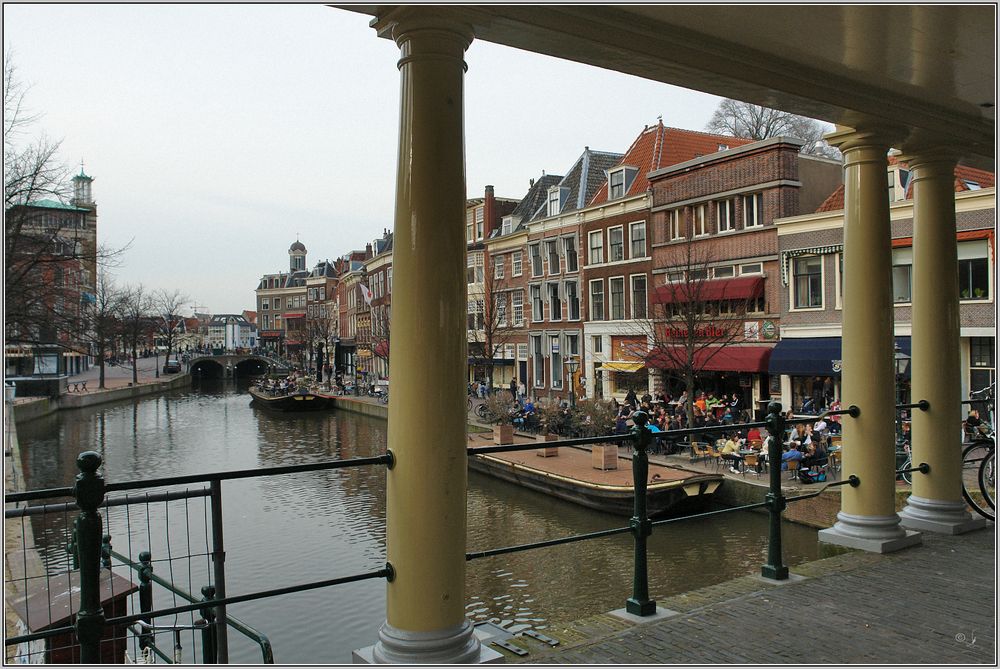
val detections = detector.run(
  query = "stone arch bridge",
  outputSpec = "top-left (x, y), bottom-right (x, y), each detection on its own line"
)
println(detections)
top-left (189, 354), bottom-right (292, 379)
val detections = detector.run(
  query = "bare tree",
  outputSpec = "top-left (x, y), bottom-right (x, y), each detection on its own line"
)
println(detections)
top-left (306, 302), bottom-right (340, 383)
top-left (119, 284), bottom-right (155, 384)
top-left (151, 289), bottom-right (189, 365)
top-left (705, 98), bottom-right (840, 159)
top-left (75, 272), bottom-right (128, 389)
top-left (369, 303), bottom-right (390, 377)
top-left (646, 240), bottom-right (759, 428)
top-left (468, 262), bottom-right (519, 391)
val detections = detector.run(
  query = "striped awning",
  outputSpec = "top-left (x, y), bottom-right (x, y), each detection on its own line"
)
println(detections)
top-left (601, 361), bottom-right (645, 373)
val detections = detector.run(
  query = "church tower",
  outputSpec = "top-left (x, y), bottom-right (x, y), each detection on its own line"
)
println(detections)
top-left (289, 239), bottom-right (307, 272)
top-left (71, 164), bottom-right (94, 207)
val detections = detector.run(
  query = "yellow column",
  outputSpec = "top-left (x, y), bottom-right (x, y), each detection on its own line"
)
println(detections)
top-left (355, 14), bottom-right (498, 665)
top-left (818, 126), bottom-right (921, 553)
top-left (898, 150), bottom-right (987, 533)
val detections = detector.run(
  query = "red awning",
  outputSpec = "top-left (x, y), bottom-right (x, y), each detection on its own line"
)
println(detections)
top-left (652, 276), bottom-right (764, 304)
top-left (284, 312), bottom-right (306, 319)
top-left (285, 340), bottom-right (303, 346)
top-left (374, 341), bottom-right (389, 357)
top-left (259, 330), bottom-right (283, 339)
top-left (646, 345), bottom-right (773, 372)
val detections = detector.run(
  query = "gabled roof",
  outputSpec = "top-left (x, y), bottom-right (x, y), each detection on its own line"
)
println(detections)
top-left (815, 161), bottom-right (995, 212)
top-left (310, 260), bottom-right (338, 278)
top-left (489, 174), bottom-right (564, 239)
top-left (529, 148), bottom-right (623, 222)
top-left (590, 122), bottom-right (755, 205)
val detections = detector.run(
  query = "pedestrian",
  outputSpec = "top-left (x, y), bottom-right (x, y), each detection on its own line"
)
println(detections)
top-left (509, 378), bottom-right (517, 401)
top-left (624, 387), bottom-right (638, 407)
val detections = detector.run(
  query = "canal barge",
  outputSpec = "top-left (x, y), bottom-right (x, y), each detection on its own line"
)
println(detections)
top-left (248, 386), bottom-right (333, 411)
top-left (467, 434), bottom-right (723, 517)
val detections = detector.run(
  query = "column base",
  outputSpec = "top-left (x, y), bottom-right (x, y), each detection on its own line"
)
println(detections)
top-left (818, 511), bottom-right (922, 553)
top-left (353, 619), bottom-right (504, 664)
top-left (609, 606), bottom-right (679, 624)
top-left (899, 494), bottom-right (991, 534)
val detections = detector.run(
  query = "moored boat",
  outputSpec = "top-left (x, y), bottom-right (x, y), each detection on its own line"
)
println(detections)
top-left (248, 385), bottom-right (333, 411)
top-left (467, 434), bottom-right (723, 517)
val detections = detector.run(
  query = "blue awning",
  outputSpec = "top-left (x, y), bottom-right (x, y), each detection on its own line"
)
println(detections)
top-left (768, 337), bottom-right (910, 376)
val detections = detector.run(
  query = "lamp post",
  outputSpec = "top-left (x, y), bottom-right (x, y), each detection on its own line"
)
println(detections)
top-left (564, 355), bottom-right (580, 409)
top-left (894, 342), bottom-right (911, 440)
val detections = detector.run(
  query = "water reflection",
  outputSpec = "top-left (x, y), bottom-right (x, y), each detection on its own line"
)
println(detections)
top-left (16, 382), bottom-right (819, 662)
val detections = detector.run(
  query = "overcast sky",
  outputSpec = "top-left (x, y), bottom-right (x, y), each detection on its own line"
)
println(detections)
top-left (4, 4), bottom-right (728, 315)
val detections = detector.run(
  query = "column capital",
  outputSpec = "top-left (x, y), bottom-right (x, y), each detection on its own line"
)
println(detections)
top-left (895, 147), bottom-right (959, 175)
top-left (371, 8), bottom-right (474, 51)
top-left (824, 124), bottom-right (905, 154)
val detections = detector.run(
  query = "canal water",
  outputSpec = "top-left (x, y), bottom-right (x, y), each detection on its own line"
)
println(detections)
top-left (16, 382), bottom-right (820, 663)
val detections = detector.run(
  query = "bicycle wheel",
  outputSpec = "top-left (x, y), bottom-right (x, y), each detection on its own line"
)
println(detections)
top-left (900, 459), bottom-right (913, 485)
top-left (961, 440), bottom-right (994, 520)
top-left (978, 445), bottom-right (995, 512)
top-left (467, 397), bottom-right (473, 411)
top-left (475, 403), bottom-right (488, 420)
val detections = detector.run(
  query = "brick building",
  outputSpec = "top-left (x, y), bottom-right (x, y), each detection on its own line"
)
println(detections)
top-left (255, 240), bottom-right (310, 358)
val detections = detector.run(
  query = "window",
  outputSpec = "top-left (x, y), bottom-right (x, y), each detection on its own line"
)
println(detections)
top-left (512, 291), bottom-right (524, 325)
top-left (467, 252), bottom-right (484, 283)
top-left (609, 226), bottom-right (624, 262)
top-left (959, 258), bottom-right (990, 300)
top-left (630, 221), bottom-right (646, 258)
top-left (550, 336), bottom-right (563, 389)
top-left (718, 143), bottom-right (729, 151)
top-left (592, 335), bottom-right (603, 354)
top-left (970, 337), bottom-right (996, 391)
top-left (631, 275), bottom-right (647, 319)
top-left (717, 198), bottom-right (736, 233)
top-left (529, 244), bottom-right (543, 277)
top-left (467, 300), bottom-right (484, 330)
top-left (388, 268), bottom-right (392, 292)
top-left (547, 187), bottom-right (562, 216)
top-left (610, 169), bottom-right (625, 199)
top-left (793, 256), bottom-right (823, 308)
top-left (740, 263), bottom-right (763, 275)
top-left (517, 343), bottom-right (528, 361)
top-left (262, 299), bottom-right (269, 310)
top-left (714, 265), bottom-right (735, 279)
top-left (496, 295), bottom-right (507, 326)
top-left (531, 285), bottom-right (543, 322)
top-left (501, 216), bottom-right (513, 235)
top-left (546, 240), bottom-right (560, 274)
top-left (589, 230), bottom-right (603, 264)
top-left (666, 270), bottom-right (684, 283)
top-left (532, 335), bottom-right (545, 387)
top-left (475, 207), bottom-right (485, 240)
top-left (887, 264), bottom-right (914, 304)
top-left (466, 210), bottom-right (474, 242)
top-left (566, 281), bottom-right (580, 320)
top-left (563, 236), bottom-right (578, 272)
top-left (693, 204), bottom-right (708, 237)
top-left (668, 209), bottom-right (682, 240)
top-left (689, 268), bottom-right (708, 281)
top-left (548, 282), bottom-right (562, 321)
top-left (494, 257), bottom-right (504, 279)
top-left (512, 251), bottom-right (522, 276)
top-left (743, 193), bottom-right (764, 228)
top-left (610, 277), bottom-right (625, 320)
top-left (567, 334), bottom-right (579, 357)
top-left (590, 280), bottom-right (605, 321)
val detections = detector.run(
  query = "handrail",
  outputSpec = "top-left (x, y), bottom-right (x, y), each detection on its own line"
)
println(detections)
top-left (5, 487), bottom-right (211, 519)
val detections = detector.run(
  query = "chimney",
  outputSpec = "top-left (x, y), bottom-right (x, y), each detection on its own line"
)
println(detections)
top-left (365, 243), bottom-right (373, 259)
top-left (530, 178), bottom-right (535, 188)
top-left (484, 185), bottom-right (496, 238)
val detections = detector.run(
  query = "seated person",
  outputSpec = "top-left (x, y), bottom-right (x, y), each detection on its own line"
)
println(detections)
top-left (746, 426), bottom-right (762, 445)
top-left (781, 443), bottom-right (804, 470)
top-left (720, 433), bottom-right (743, 473)
top-left (801, 437), bottom-right (828, 471)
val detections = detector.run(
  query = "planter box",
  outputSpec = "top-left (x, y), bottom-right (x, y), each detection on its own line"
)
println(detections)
top-left (536, 432), bottom-right (559, 457)
top-left (494, 424), bottom-right (514, 445)
top-left (592, 443), bottom-right (619, 470)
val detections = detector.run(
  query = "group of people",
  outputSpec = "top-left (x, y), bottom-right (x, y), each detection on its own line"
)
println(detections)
top-left (256, 373), bottom-right (303, 395)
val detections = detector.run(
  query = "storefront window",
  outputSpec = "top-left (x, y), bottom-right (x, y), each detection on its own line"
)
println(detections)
top-left (793, 256), bottom-right (823, 308)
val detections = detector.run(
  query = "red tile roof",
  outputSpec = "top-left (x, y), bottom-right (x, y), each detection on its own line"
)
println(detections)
top-left (816, 161), bottom-right (994, 212)
top-left (589, 122), bottom-right (754, 205)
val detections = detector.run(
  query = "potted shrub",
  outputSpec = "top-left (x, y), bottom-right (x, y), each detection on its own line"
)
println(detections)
top-left (572, 398), bottom-right (620, 471)
top-left (534, 399), bottom-right (568, 456)
top-left (481, 394), bottom-right (517, 444)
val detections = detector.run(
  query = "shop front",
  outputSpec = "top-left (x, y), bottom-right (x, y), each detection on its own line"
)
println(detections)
top-left (768, 336), bottom-right (912, 413)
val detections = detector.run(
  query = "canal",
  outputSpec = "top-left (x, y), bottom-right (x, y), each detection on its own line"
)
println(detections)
top-left (15, 382), bottom-right (820, 663)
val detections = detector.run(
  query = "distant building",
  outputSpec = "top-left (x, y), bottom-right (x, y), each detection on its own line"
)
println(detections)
top-left (207, 313), bottom-right (255, 351)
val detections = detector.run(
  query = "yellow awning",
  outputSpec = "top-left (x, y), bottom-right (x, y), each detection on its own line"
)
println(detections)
top-left (602, 361), bottom-right (644, 373)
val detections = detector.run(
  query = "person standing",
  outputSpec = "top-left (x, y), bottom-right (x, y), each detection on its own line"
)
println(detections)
top-left (509, 378), bottom-right (517, 401)
top-left (624, 387), bottom-right (638, 407)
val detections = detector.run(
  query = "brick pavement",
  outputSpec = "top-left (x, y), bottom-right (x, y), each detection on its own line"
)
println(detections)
top-left (504, 528), bottom-right (995, 664)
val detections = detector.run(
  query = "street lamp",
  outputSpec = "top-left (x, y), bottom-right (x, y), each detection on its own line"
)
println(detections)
top-left (564, 355), bottom-right (580, 409)
top-left (894, 342), bottom-right (911, 439)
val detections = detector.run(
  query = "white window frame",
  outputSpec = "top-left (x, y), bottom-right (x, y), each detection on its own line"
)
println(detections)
top-left (743, 192), bottom-right (764, 228)
top-left (530, 284), bottom-right (544, 322)
top-left (668, 209), bottom-right (682, 240)
top-left (496, 294), bottom-right (508, 327)
top-left (501, 216), bottom-right (513, 236)
top-left (608, 226), bottom-right (625, 262)
top-left (547, 281), bottom-right (562, 321)
top-left (494, 257), bottom-right (505, 280)
top-left (532, 334), bottom-right (545, 388)
top-left (261, 299), bottom-right (269, 310)
top-left (629, 221), bottom-right (647, 258)
top-left (547, 187), bottom-right (562, 217)
top-left (630, 274), bottom-right (647, 319)
top-left (566, 280), bottom-right (580, 321)
top-left (546, 239), bottom-right (561, 275)
top-left (512, 251), bottom-right (523, 276)
top-left (563, 236), bottom-right (578, 273)
top-left (588, 230), bottom-right (603, 265)
top-left (550, 335), bottom-right (563, 389)
top-left (713, 265), bottom-right (735, 279)
top-left (609, 168), bottom-right (626, 199)
top-left (589, 279), bottom-right (605, 321)
top-left (475, 206), bottom-right (485, 240)
top-left (529, 243), bottom-right (543, 277)
top-left (717, 198), bottom-right (736, 233)
top-left (739, 262), bottom-right (763, 275)
top-left (512, 290), bottom-right (524, 326)
top-left (592, 335), bottom-right (603, 354)
top-left (609, 276), bottom-right (626, 320)
top-left (957, 239), bottom-right (992, 302)
top-left (693, 204), bottom-right (708, 237)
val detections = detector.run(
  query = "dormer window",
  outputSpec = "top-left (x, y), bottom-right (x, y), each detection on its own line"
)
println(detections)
top-left (888, 167), bottom-right (910, 201)
top-left (718, 143), bottom-right (729, 151)
top-left (547, 187), bottom-right (565, 216)
top-left (964, 180), bottom-right (981, 191)
top-left (501, 215), bottom-right (513, 235)
top-left (607, 167), bottom-right (638, 200)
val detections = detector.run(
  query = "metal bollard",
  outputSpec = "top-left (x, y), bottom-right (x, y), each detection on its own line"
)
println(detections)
top-left (200, 585), bottom-right (218, 663)
top-left (626, 411), bottom-right (656, 616)
top-left (138, 551), bottom-right (153, 650)
top-left (72, 451), bottom-right (107, 662)
top-left (761, 403), bottom-right (789, 580)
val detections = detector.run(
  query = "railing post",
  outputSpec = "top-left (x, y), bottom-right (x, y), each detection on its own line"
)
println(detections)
top-left (209, 480), bottom-right (230, 663)
top-left (200, 585), bottom-right (218, 664)
top-left (626, 411), bottom-right (656, 616)
top-left (72, 451), bottom-right (107, 662)
top-left (761, 403), bottom-right (789, 580)
top-left (138, 551), bottom-right (153, 651)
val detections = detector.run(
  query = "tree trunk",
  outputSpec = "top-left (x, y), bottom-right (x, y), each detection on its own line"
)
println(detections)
top-left (131, 342), bottom-right (138, 384)
top-left (98, 342), bottom-right (106, 389)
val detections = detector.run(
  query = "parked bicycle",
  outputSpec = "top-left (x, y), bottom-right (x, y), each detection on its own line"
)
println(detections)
top-left (961, 383), bottom-right (995, 521)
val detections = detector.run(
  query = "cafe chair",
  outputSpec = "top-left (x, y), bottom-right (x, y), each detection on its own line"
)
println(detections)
top-left (742, 453), bottom-right (760, 478)
top-left (786, 458), bottom-right (801, 480)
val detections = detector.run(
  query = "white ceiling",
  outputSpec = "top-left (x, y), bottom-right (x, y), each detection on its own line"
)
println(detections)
top-left (346, 4), bottom-right (995, 170)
